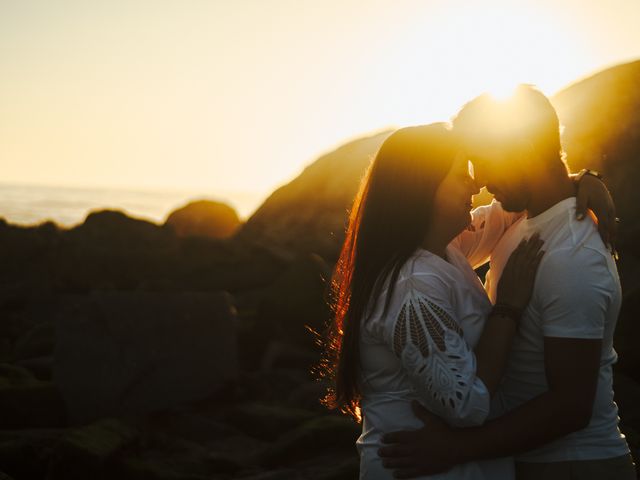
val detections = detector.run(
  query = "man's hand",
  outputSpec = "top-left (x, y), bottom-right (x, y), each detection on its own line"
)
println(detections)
top-left (378, 401), bottom-right (463, 478)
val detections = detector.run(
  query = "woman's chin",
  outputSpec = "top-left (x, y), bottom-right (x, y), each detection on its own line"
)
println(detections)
top-left (454, 215), bottom-right (473, 236)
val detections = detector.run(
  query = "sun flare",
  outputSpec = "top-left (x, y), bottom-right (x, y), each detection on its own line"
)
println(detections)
top-left (399, 1), bottom-right (594, 119)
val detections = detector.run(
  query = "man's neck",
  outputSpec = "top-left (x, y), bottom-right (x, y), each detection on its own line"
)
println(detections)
top-left (526, 173), bottom-right (575, 218)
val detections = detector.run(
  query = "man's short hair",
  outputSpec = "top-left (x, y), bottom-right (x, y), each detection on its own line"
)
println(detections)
top-left (452, 84), bottom-right (562, 161)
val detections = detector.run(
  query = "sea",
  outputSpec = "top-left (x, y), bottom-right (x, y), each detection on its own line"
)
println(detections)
top-left (0, 182), bottom-right (266, 228)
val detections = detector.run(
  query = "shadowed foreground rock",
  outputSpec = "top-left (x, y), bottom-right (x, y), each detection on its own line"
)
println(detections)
top-left (53, 292), bottom-right (237, 424)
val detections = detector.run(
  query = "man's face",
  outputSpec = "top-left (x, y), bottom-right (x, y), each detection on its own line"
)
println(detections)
top-left (466, 142), bottom-right (531, 213)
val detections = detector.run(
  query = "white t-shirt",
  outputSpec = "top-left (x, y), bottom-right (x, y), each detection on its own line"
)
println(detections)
top-left (357, 201), bottom-right (520, 479)
top-left (485, 197), bottom-right (629, 462)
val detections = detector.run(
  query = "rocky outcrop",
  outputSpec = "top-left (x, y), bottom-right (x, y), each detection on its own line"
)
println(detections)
top-left (236, 130), bottom-right (393, 261)
top-left (552, 60), bottom-right (640, 248)
top-left (0, 210), bottom-right (287, 294)
top-left (53, 291), bottom-right (237, 424)
top-left (165, 200), bottom-right (241, 239)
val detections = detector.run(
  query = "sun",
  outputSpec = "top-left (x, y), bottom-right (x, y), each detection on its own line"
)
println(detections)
top-left (406, 2), bottom-right (588, 109)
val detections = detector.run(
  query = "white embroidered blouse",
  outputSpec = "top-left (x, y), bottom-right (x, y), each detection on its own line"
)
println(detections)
top-left (356, 201), bottom-right (522, 480)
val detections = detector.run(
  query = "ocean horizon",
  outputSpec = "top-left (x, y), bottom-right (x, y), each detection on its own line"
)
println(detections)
top-left (0, 182), bottom-right (266, 228)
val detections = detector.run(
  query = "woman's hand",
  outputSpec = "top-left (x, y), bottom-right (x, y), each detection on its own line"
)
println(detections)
top-left (574, 172), bottom-right (617, 253)
top-left (496, 234), bottom-right (544, 313)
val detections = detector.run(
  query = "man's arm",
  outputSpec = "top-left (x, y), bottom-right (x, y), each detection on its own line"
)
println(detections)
top-left (379, 336), bottom-right (601, 477)
top-left (380, 248), bottom-right (611, 477)
top-left (459, 336), bottom-right (601, 458)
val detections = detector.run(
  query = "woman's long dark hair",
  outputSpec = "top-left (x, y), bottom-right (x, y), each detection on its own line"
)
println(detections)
top-left (322, 123), bottom-right (458, 420)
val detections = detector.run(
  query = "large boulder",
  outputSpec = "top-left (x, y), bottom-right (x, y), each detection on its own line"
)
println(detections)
top-left (552, 60), bottom-right (640, 250)
top-left (48, 418), bottom-right (138, 480)
top-left (53, 291), bottom-right (237, 424)
top-left (60, 210), bottom-right (181, 291)
top-left (256, 254), bottom-right (331, 349)
top-left (236, 130), bottom-right (393, 261)
top-left (165, 200), bottom-right (241, 239)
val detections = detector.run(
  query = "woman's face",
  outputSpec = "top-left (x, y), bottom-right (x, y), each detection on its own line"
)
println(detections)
top-left (431, 152), bottom-right (479, 235)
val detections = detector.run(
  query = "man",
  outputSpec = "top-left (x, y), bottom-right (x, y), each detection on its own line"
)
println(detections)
top-left (379, 85), bottom-right (635, 479)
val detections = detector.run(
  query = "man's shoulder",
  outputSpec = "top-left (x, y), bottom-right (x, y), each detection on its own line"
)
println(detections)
top-left (536, 242), bottom-right (619, 301)
top-left (539, 210), bottom-right (611, 268)
top-left (539, 244), bottom-right (612, 277)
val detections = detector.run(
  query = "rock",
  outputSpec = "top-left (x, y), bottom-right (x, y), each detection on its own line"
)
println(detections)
top-left (49, 418), bottom-right (138, 480)
top-left (614, 372), bottom-right (640, 430)
top-left (313, 456), bottom-right (359, 480)
top-left (0, 363), bottom-right (42, 388)
top-left (119, 434), bottom-right (244, 480)
top-left (286, 381), bottom-right (329, 413)
top-left (243, 254), bottom-right (330, 369)
top-left (0, 382), bottom-right (67, 429)
top-left (260, 253), bottom-right (331, 340)
top-left (233, 369), bottom-right (311, 405)
top-left (236, 130), bottom-right (393, 260)
top-left (259, 415), bottom-right (359, 468)
top-left (235, 469), bottom-right (300, 480)
top-left (12, 321), bottom-right (56, 362)
top-left (174, 239), bottom-right (288, 292)
top-left (259, 342), bottom-right (320, 372)
top-left (165, 200), bottom-right (241, 239)
top-left (552, 60), bottom-right (640, 241)
top-left (614, 285), bottom-right (640, 380)
top-left (0, 365), bottom-right (66, 429)
top-left (0, 429), bottom-right (63, 479)
top-left (143, 410), bottom-right (242, 445)
top-left (60, 210), bottom-right (181, 291)
top-left (0, 221), bottom-right (63, 293)
top-left (0, 441), bottom-right (47, 479)
top-left (224, 402), bottom-right (318, 440)
top-left (14, 356), bottom-right (53, 381)
top-left (53, 291), bottom-right (237, 424)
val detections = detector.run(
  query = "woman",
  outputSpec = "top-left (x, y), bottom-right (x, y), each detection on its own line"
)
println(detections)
top-left (323, 123), bottom-right (611, 479)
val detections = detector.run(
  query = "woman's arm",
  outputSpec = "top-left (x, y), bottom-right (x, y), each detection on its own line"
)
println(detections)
top-left (387, 283), bottom-right (492, 428)
top-left (386, 236), bottom-right (542, 426)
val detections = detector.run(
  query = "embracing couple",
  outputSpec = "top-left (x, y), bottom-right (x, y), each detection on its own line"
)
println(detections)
top-left (324, 85), bottom-right (635, 479)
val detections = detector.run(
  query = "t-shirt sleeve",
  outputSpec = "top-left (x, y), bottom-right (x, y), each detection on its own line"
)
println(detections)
top-left (451, 200), bottom-right (524, 269)
top-left (535, 249), bottom-right (614, 339)
top-left (377, 274), bottom-right (491, 427)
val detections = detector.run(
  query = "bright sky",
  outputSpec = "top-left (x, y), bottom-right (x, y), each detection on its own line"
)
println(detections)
top-left (2, 0), bottom-right (640, 206)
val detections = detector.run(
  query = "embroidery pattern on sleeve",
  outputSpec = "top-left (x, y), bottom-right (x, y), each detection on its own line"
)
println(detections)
top-left (393, 291), bottom-right (474, 414)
